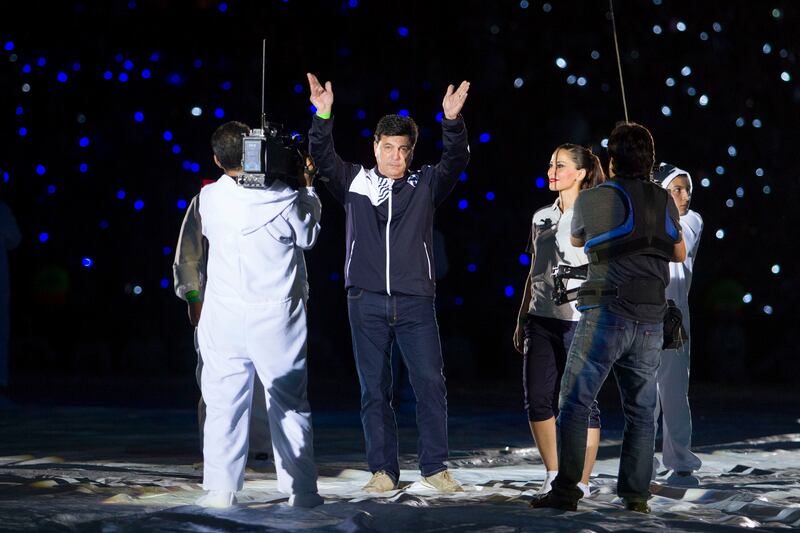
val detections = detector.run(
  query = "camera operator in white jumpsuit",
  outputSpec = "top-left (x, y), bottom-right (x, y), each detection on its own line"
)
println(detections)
top-left (195, 121), bottom-right (323, 508)
top-left (653, 163), bottom-right (703, 479)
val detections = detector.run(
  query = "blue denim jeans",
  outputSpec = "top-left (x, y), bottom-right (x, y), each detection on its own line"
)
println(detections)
top-left (551, 306), bottom-right (662, 503)
top-left (347, 287), bottom-right (448, 480)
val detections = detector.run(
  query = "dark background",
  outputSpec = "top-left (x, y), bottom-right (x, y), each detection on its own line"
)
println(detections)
top-left (0, 0), bottom-right (797, 409)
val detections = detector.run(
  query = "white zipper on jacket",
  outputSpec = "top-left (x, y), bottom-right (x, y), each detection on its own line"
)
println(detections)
top-left (346, 239), bottom-right (356, 278)
top-left (423, 242), bottom-right (432, 280)
top-left (386, 191), bottom-right (392, 295)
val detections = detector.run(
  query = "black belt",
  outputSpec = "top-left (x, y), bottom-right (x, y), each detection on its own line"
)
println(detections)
top-left (577, 278), bottom-right (665, 308)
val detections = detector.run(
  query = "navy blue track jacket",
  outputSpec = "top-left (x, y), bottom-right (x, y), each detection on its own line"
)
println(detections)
top-left (308, 114), bottom-right (469, 297)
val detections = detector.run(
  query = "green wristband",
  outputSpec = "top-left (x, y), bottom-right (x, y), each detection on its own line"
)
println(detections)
top-left (186, 290), bottom-right (200, 303)
top-left (315, 111), bottom-right (331, 120)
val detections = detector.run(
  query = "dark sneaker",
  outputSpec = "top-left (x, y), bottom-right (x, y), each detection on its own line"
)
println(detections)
top-left (624, 500), bottom-right (651, 514)
top-left (529, 493), bottom-right (578, 511)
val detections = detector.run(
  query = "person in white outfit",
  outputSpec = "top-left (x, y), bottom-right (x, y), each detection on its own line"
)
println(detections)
top-left (195, 121), bottom-right (323, 508)
top-left (653, 162), bottom-right (703, 478)
top-left (173, 182), bottom-right (272, 461)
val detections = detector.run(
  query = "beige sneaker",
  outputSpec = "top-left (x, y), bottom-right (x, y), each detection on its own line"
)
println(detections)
top-left (362, 470), bottom-right (398, 492)
top-left (421, 470), bottom-right (464, 492)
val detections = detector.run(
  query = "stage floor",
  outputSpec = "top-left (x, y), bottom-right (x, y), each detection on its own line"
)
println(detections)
top-left (1, 388), bottom-right (799, 532)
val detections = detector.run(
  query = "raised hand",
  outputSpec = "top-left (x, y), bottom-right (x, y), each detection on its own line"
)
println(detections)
top-left (307, 72), bottom-right (334, 116)
top-left (442, 80), bottom-right (470, 120)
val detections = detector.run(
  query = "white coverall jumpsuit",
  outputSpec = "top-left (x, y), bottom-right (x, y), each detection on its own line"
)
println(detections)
top-left (173, 192), bottom-right (271, 455)
top-left (197, 174), bottom-right (321, 497)
top-left (656, 169), bottom-right (704, 474)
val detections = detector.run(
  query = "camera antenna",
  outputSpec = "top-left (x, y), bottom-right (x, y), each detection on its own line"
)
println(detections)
top-left (261, 38), bottom-right (267, 129)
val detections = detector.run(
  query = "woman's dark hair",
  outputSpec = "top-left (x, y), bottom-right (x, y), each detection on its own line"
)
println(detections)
top-left (211, 121), bottom-right (250, 170)
top-left (606, 121), bottom-right (655, 179)
top-left (555, 143), bottom-right (607, 189)
top-left (374, 114), bottom-right (418, 147)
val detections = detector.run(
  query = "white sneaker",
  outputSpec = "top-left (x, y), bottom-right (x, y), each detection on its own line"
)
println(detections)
top-left (537, 470), bottom-right (558, 495)
top-left (421, 470), bottom-right (464, 492)
top-left (196, 490), bottom-right (236, 508)
top-left (288, 492), bottom-right (324, 508)
top-left (362, 471), bottom-right (399, 493)
top-left (577, 482), bottom-right (591, 498)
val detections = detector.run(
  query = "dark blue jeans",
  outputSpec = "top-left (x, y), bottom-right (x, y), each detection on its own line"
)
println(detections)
top-left (347, 287), bottom-right (448, 480)
top-left (551, 306), bottom-right (662, 503)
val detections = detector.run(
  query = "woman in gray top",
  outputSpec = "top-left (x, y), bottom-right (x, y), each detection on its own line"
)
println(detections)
top-left (513, 144), bottom-right (605, 497)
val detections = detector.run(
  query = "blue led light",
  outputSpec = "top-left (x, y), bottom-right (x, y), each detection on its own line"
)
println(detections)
top-left (715, 165), bottom-right (725, 175)
top-left (535, 176), bottom-right (546, 188)
top-left (191, 163), bottom-right (201, 173)
top-left (37, 57), bottom-right (46, 67)
top-left (519, 254), bottom-right (530, 266)
top-left (150, 52), bottom-right (161, 62)
top-left (2, 172), bottom-right (8, 183)
top-left (162, 246), bottom-right (172, 256)
top-left (118, 72), bottom-right (129, 82)
top-left (79, 137), bottom-right (90, 147)
top-left (141, 69), bottom-right (151, 79)
top-left (389, 89), bottom-right (400, 101)
top-left (172, 144), bottom-right (182, 154)
top-left (72, 62), bottom-right (81, 71)
top-left (123, 60), bottom-right (134, 70)
top-left (182, 161), bottom-right (192, 171)
top-left (349, 0), bottom-right (358, 7)
top-left (22, 64), bottom-right (31, 73)
top-left (294, 83), bottom-right (303, 94)
top-left (329, 272), bottom-right (340, 281)
top-left (661, 105), bottom-right (672, 116)
top-left (47, 185), bottom-right (56, 194)
top-left (398, 26), bottom-right (409, 37)
top-left (79, 163), bottom-right (88, 173)
top-left (103, 70), bottom-right (113, 80)
top-left (160, 278), bottom-right (169, 289)
top-left (177, 199), bottom-right (188, 210)
top-left (134, 200), bottom-right (145, 210)
top-left (218, 2), bottom-right (228, 12)
top-left (214, 107), bottom-right (225, 118)
top-left (82, 257), bottom-right (93, 268)
top-left (360, 128), bottom-right (371, 138)
top-left (221, 80), bottom-right (232, 90)
top-left (485, 191), bottom-right (495, 200)
top-left (57, 72), bottom-right (68, 83)
top-left (163, 131), bottom-right (173, 141)
top-left (117, 190), bottom-right (126, 199)
top-left (459, 172), bottom-right (468, 182)
top-left (167, 73), bottom-right (183, 85)
top-left (193, 58), bottom-right (203, 69)
top-left (18, 127), bottom-right (27, 137)
top-left (3, 41), bottom-right (13, 51)
top-left (133, 111), bottom-right (144, 122)
top-left (454, 296), bottom-right (464, 305)
top-left (435, 111), bottom-right (443, 123)
top-left (309, 104), bottom-right (317, 114)
top-left (99, 220), bottom-right (109, 229)
top-left (398, 109), bottom-right (409, 117)
top-left (39, 232), bottom-right (49, 242)
top-left (15, 106), bottom-right (23, 116)
top-left (479, 133), bottom-right (491, 143)
top-left (467, 263), bottom-right (477, 272)
top-left (504, 285), bottom-right (515, 297)
top-left (36, 164), bottom-right (46, 175)
top-left (356, 109), bottom-right (367, 120)
top-left (458, 199), bottom-right (468, 210)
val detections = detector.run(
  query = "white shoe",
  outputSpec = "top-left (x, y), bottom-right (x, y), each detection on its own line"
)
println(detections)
top-left (196, 490), bottom-right (236, 508)
top-left (577, 482), bottom-right (591, 498)
top-left (537, 470), bottom-right (558, 495)
top-left (288, 492), bottom-right (324, 508)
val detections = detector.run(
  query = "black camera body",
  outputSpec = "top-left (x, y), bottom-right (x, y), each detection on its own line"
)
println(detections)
top-left (239, 119), bottom-right (305, 189)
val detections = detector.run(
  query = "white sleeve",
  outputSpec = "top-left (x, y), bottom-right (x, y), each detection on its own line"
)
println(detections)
top-left (282, 187), bottom-right (321, 250)
top-left (681, 211), bottom-right (703, 273)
